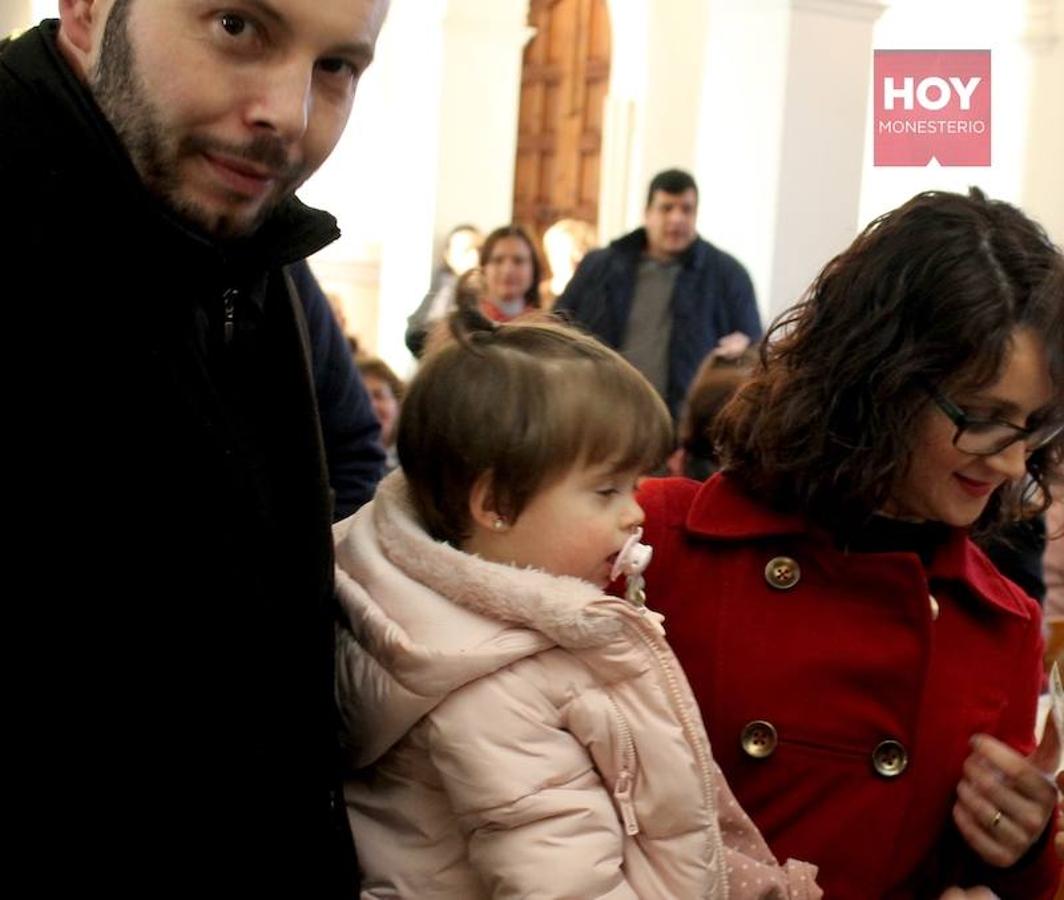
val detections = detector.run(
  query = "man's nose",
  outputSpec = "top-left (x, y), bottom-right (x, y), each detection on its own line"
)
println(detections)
top-left (246, 62), bottom-right (312, 143)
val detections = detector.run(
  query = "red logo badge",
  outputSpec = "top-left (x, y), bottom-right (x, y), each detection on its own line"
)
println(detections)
top-left (873, 50), bottom-right (991, 167)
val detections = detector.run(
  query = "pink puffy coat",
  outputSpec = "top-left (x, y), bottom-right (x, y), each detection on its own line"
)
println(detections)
top-left (334, 473), bottom-right (821, 899)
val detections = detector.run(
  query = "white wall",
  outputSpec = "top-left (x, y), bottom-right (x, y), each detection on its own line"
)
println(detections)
top-left (30, 0), bottom-right (52, 22)
top-left (2, 0), bottom-right (35, 35)
top-left (769, 1), bottom-right (884, 317)
top-left (1022, 0), bottom-right (1064, 246)
top-left (598, 0), bottom-right (650, 239)
top-left (639, 0), bottom-right (712, 192)
top-left (434, 0), bottom-right (531, 242)
top-left (695, 0), bottom-right (884, 321)
top-left (858, 0), bottom-right (1036, 231)
top-left (696, 0), bottom-right (791, 319)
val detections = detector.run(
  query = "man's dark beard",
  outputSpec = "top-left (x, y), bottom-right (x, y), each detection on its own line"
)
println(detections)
top-left (89, 0), bottom-right (306, 240)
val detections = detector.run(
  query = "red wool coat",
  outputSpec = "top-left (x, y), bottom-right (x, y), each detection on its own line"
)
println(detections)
top-left (638, 473), bottom-right (1060, 899)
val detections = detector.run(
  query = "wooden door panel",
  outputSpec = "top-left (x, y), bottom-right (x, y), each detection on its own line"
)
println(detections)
top-left (584, 76), bottom-right (607, 132)
top-left (512, 0), bottom-right (611, 249)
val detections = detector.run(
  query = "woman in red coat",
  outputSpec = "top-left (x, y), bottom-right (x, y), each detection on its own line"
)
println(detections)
top-left (639, 188), bottom-right (1063, 899)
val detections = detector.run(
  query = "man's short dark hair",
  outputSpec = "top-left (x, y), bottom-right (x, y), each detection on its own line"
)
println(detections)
top-left (646, 168), bottom-right (698, 207)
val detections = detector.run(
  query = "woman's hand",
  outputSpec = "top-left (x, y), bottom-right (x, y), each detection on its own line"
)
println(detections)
top-left (952, 732), bottom-right (1058, 867)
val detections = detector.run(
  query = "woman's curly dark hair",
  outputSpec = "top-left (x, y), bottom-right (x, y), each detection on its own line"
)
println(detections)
top-left (714, 188), bottom-right (1064, 538)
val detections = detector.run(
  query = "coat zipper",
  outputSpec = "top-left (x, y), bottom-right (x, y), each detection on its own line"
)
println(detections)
top-left (606, 694), bottom-right (640, 835)
top-left (627, 615), bottom-right (728, 900)
top-left (222, 288), bottom-right (238, 345)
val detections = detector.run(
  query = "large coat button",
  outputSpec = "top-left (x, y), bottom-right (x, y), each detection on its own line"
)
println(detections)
top-left (740, 720), bottom-right (778, 759)
top-left (764, 556), bottom-right (801, 590)
top-left (872, 739), bottom-right (908, 777)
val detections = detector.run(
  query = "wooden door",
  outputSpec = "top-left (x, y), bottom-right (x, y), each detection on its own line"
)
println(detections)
top-left (512, 0), bottom-right (611, 243)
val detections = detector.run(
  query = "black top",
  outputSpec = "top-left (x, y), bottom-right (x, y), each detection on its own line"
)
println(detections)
top-left (844, 514), bottom-right (1044, 602)
top-left (3, 23), bottom-right (357, 895)
top-left (844, 515), bottom-right (952, 567)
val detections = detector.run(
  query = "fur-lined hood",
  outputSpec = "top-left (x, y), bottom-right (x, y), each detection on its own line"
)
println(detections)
top-left (334, 471), bottom-right (636, 767)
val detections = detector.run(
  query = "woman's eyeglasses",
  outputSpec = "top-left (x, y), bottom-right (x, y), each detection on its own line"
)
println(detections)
top-left (924, 384), bottom-right (1063, 457)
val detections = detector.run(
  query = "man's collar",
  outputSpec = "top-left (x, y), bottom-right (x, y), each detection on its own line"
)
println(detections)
top-left (212, 197), bottom-right (339, 272)
top-left (616, 227), bottom-right (704, 268)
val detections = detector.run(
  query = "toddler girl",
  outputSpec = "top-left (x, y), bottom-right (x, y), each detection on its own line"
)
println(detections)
top-left (334, 313), bottom-right (821, 898)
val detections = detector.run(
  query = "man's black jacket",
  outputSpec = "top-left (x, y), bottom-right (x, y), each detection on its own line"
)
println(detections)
top-left (2, 22), bottom-right (357, 895)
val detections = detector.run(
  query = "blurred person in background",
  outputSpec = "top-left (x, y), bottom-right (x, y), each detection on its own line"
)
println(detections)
top-left (405, 223), bottom-right (482, 357)
top-left (668, 336), bottom-right (758, 481)
top-left (556, 168), bottom-right (761, 419)
top-left (473, 224), bottom-right (543, 323)
top-left (356, 356), bottom-right (404, 473)
top-left (540, 217), bottom-right (597, 309)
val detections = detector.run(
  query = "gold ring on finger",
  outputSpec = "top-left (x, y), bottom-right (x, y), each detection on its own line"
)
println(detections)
top-left (989, 809), bottom-right (1003, 830)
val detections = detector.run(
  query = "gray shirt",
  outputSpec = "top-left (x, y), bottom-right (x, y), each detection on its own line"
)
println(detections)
top-left (620, 257), bottom-right (679, 398)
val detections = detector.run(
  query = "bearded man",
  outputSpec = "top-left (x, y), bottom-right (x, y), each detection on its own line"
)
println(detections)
top-left (0, 1), bottom-right (389, 893)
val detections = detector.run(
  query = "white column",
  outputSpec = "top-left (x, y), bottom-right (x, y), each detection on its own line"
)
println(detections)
top-left (434, 0), bottom-right (533, 243)
top-left (640, 0), bottom-right (713, 191)
top-left (768, 0), bottom-right (886, 319)
top-left (361, 0), bottom-right (447, 374)
top-left (696, 0), bottom-right (792, 323)
top-left (695, 0), bottom-right (884, 322)
top-left (599, 0), bottom-right (713, 241)
top-left (1021, 0), bottom-right (1064, 245)
top-left (599, 0), bottom-right (650, 241)
top-left (371, 0), bottom-right (530, 373)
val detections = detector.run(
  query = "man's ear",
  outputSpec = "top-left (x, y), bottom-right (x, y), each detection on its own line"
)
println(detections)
top-left (468, 472), bottom-right (503, 531)
top-left (58, 0), bottom-right (99, 55)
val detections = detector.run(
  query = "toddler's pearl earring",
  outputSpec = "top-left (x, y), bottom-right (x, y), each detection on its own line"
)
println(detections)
top-left (492, 517), bottom-right (507, 531)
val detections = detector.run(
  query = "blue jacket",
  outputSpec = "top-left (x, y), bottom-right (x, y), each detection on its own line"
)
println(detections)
top-left (555, 227), bottom-right (762, 417)
top-left (289, 260), bottom-right (386, 519)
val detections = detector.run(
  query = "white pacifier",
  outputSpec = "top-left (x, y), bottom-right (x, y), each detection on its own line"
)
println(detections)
top-left (611, 527), bottom-right (653, 607)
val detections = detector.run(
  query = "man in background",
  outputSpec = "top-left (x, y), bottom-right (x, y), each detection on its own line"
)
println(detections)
top-left (556, 168), bottom-right (761, 419)
top-left (1, 0), bottom-right (389, 892)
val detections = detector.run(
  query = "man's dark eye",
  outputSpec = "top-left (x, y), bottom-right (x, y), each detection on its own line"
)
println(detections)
top-left (220, 14), bottom-right (247, 36)
top-left (318, 58), bottom-right (354, 76)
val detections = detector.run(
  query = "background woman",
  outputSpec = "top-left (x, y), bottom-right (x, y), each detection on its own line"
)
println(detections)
top-left (637, 189), bottom-right (1064, 898)
top-left (472, 224), bottom-right (542, 323)
top-left (356, 356), bottom-right (404, 473)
